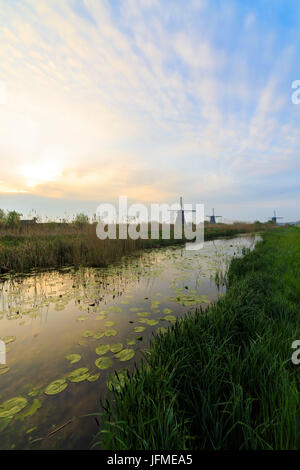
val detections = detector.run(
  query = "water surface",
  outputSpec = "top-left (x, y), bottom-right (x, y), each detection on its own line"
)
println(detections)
top-left (0, 234), bottom-right (259, 449)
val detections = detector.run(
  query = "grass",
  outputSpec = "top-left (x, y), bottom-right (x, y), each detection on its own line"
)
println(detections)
top-left (95, 227), bottom-right (300, 450)
top-left (0, 221), bottom-right (270, 274)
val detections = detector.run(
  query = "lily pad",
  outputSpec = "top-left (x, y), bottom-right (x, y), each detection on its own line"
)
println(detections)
top-left (126, 339), bottom-right (136, 346)
top-left (110, 343), bottom-right (123, 353)
top-left (95, 344), bottom-right (110, 356)
top-left (105, 329), bottom-right (117, 337)
top-left (0, 365), bottom-right (9, 375)
top-left (139, 319), bottom-right (158, 326)
top-left (45, 379), bottom-right (68, 396)
top-left (82, 330), bottom-right (94, 338)
top-left (68, 367), bottom-right (90, 383)
top-left (93, 331), bottom-right (105, 339)
top-left (164, 315), bottom-right (177, 323)
top-left (17, 399), bottom-right (42, 421)
top-left (0, 397), bottom-right (28, 418)
top-left (76, 315), bottom-right (88, 322)
top-left (65, 354), bottom-right (81, 364)
top-left (95, 356), bottom-right (113, 370)
top-left (1, 336), bottom-right (16, 345)
top-left (134, 326), bottom-right (146, 333)
top-left (87, 373), bottom-right (100, 383)
top-left (137, 312), bottom-right (150, 317)
top-left (163, 308), bottom-right (173, 314)
top-left (104, 321), bottom-right (116, 327)
top-left (115, 349), bottom-right (135, 362)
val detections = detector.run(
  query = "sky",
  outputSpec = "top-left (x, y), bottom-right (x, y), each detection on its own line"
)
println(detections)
top-left (0, 0), bottom-right (300, 222)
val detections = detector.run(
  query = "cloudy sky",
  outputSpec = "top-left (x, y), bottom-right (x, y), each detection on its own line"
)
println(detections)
top-left (0, 0), bottom-right (299, 221)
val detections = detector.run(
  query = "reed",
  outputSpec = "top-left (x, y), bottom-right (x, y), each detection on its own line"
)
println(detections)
top-left (95, 227), bottom-right (300, 450)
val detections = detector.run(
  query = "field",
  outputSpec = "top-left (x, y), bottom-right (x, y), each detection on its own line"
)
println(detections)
top-left (96, 227), bottom-right (300, 450)
top-left (0, 222), bottom-right (270, 275)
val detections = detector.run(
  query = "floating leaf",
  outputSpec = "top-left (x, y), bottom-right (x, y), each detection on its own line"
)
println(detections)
top-left (110, 343), bottom-right (123, 353)
top-left (139, 319), bottom-right (158, 326)
top-left (104, 321), bottom-right (116, 327)
top-left (115, 349), bottom-right (135, 362)
top-left (163, 308), bottom-right (173, 314)
top-left (1, 336), bottom-right (16, 345)
top-left (134, 326), bottom-right (145, 333)
top-left (82, 330), bottom-right (94, 338)
top-left (28, 387), bottom-right (42, 398)
top-left (126, 339), bottom-right (136, 346)
top-left (0, 397), bottom-right (28, 418)
top-left (107, 371), bottom-right (127, 392)
top-left (45, 379), bottom-right (68, 396)
top-left (164, 315), bottom-right (177, 323)
top-left (17, 399), bottom-right (42, 421)
top-left (105, 329), bottom-right (117, 337)
top-left (95, 344), bottom-right (110, 356)
top-left (87, 373), bottom-right (100, 383)
top-left (68, 367), bottom-right (90, 383)
top-left (93, 331), bottom-right (105, 339)
top-left (0, 365), bottom-right (9, 375)
top-left (65, 354), bottom-right (81, 365)
top-left (95, 357), bottom-right (113, 370)
top-left (137, 312), bottom-right (150, 317)
top-left (76, 315), bottom-right (88, 322)
top-left (157, 327), bottom-right (168, 335)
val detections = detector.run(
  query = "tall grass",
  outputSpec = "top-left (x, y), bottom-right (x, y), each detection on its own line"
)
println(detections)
top-left (0, 222), bottom-right (271, 274)
top-left (96, 227), bottom-right (300, 450)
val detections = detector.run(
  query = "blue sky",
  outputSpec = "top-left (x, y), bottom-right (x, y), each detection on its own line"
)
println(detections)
top-left (0, 0), bottom-right (299, 221)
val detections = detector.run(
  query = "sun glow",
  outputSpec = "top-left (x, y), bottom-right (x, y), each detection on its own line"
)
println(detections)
top-left (19, 148), bottom-right (64, 188)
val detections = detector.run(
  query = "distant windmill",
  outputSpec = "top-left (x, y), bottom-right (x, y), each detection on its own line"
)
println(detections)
top-left (206, 208), bottom-right (222, 224)
top-left (169, 196), bottom-right (196, 225)
top-left (269, 210), bottom-right (283, 225)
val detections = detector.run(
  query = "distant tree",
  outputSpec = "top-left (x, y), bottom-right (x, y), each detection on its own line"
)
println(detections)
top-left (73, 213), bottom-right (89, 226)
top-left (6, 211), bottom-right (22, 227)
top-left (0, 209), bottom-right (6, 225)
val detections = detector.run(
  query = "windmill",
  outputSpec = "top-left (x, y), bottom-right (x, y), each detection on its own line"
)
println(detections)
top-left (206, 208), bottom-right (222, 224)
top-left (269, 210), bottom-right (283, 225)
top-left (169, 196), bottom-right (196, 225)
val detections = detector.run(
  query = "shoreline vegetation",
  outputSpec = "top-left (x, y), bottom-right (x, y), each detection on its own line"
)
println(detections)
top-left (96, 227), bottom-right (300, 450)
top-left (0, 217), bottom-right (272, 275)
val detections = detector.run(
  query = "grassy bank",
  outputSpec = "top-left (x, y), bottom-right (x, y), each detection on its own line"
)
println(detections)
top-left (0, 222), bottom-right (270, 274)
top-left (97, 227), bottom-right (300, 450)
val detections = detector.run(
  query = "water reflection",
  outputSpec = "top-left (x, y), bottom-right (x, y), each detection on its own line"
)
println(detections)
top-left (0, 234), bottom-right (260, 449)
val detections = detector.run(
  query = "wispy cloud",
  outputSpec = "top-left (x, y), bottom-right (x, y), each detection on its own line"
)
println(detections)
top-left (0, 0), bottom-right (300, 219)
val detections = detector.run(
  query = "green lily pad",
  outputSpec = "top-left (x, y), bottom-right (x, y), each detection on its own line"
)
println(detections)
top-left (107, 371), bottom-right (127, 392)
top-left (163, 308), bottom-right (173, 314)
top-left (76, 315), bottom-right (88, 322)
top-left (105, 329), bottom-right (117, 337)
top-left (28, 387), bottom-right (42, 397)
top-left (1, 336), bottom-right (16, 345)
top-left (93, 331), bottom-right (105, 339)
top-left (87, 373), bottom-right (100, 383)
top-left (95, 357), bottom-right (113, 370)
top-left (137, 312), bottom-right (150, 317)
top-left (45, 379), bottom-right (68, 396)
top-left (68, 367), bottom-right (90, 383)
top-left (164, 315), bottom-right (177, 323)
top-left (0, 397), bottom-right (28, 418)
top-left (82, 330), bottom-right (94, 338)
top-left (65, 354), bottom-right (81, 364)
top-left (157, 327), bottom-right (168, 335)
top-left (134, 326), bottom-right (145, 333)
top-left (104, 321), bottom-right (116, 327)
top-left (95, 344), bottom-right (110, 356)
top-left (110, 343), bottom-right (123, 353)
top-left (126, 339), bottom-right (136, 346)
top-left (115, 349), bottom-right (135, 362)
top-left (17, 399), bottom-right (42, 421)
top-left (139, 319), bottom-right (158, 326)
top-left (0, 365), bottom-right (9, 375)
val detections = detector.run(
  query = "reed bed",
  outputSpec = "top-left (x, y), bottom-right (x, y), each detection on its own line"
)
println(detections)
top-left (96, 227), bottom-right (300, 450)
